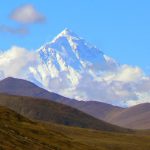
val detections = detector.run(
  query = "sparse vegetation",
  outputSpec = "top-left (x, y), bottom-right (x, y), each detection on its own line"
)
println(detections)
top-left (0, 106), bottom-right (150, 150)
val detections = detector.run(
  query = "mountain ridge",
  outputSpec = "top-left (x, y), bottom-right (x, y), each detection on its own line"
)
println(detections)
top-left (0, 77), bottom-right (150, 129)
top-left (0, 93), bottom-right (130, 132)
top-left (0, 76), bottom-right (123, 110)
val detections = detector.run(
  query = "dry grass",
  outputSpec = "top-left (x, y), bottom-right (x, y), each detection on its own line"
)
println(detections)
top-left (0, 106), bottom-right (150, 150)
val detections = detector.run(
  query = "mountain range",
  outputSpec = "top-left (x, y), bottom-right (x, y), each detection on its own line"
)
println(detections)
top-left (1, 28), bottom-right (149, 107)
top-left (0, 93), bottom-right (129, 132)
top-left (0, 29), bottom-right (149, 149)
top-left (1, 28), bottom-right (127, 106)
top-left (0, 77), bottom-right (150, 129)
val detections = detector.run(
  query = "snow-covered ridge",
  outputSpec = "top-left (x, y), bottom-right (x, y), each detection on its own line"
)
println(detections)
top-left (38, 28), bottom-right (118, 72)
top-left (29, 28), bottom-right (120, 100)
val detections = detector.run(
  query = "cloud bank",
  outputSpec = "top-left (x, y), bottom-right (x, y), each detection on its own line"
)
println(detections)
top-left (76, 67), bottom-right (149, 106)
top-left (0, 46), bottom-right (38, 78)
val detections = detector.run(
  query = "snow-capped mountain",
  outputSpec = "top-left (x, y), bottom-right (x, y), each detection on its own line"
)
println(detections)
top-left (38, 29), bottom-right (118, 72)
top-left (0, 28), bottom-right (148, 106)
top-left (28, 28), bottom-right (119, 100)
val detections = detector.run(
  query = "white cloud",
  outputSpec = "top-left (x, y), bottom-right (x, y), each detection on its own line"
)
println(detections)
top-left (102, 65), bottom-right (143, 82)
top-left (10, 4), bottom-right (45, 24)
top-left (0, 4), bottom-right (45, 36)
top-left (0, 25), bottom-right (28, 35)
top-left (0, 46), bottom-right (38, 78)
top-left (126, 92), bottom-right (150, 106)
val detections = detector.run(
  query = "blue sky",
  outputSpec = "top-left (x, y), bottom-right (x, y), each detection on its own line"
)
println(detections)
top-left (0, 0), bottom-right (150, 74)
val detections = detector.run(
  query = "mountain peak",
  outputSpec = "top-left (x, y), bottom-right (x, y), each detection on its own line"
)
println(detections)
top-left (51, 28), bottom-right (80, 43)
top-left (61, 28), bottom-right (73, 35)
top-left (38, 29), bottom-right (117, 73)
top-left (60, 28), bottom-right (77, 36)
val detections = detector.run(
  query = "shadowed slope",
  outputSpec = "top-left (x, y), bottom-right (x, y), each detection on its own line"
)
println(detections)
top-left (0, 106), bottom-right (70, 150)
top-left (0, 106), bottom-right (150, 150)
top-left (0, 93), bottom-right (129, 132)
top-left (0, 77), bottom-right (64, 101)
top-left (107, 103), bottom-right (150, 129)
